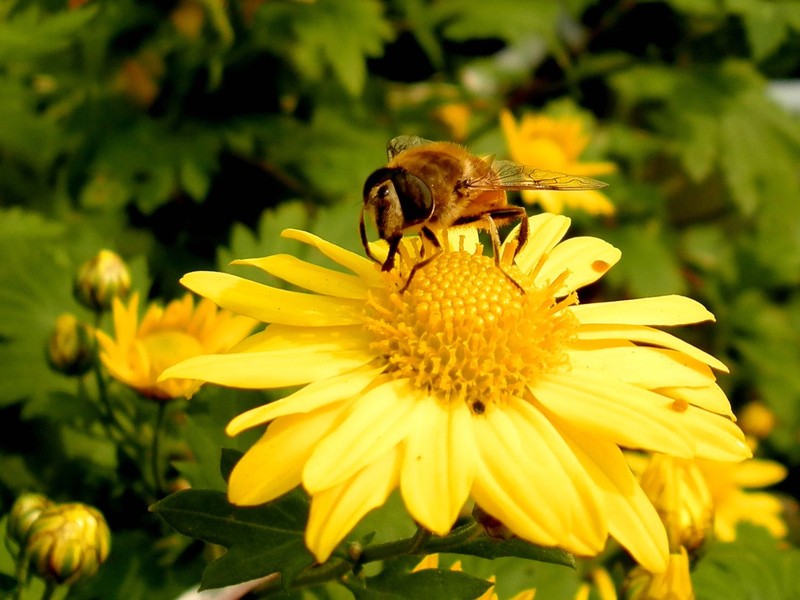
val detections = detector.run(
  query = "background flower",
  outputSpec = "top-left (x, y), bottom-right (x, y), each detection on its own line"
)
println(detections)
top-left (501, 109), bottom-right (617, 215)
top-left (97, 292), bottom-right (256, 399)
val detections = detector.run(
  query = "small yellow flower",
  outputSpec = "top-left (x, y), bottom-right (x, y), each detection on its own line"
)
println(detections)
top-left (697, 456), bottom-right (787, 542)
top-left (626, 547), bottom-right (694, 600)
top-left (500, 109), bottom-right (616, 215)
top-left (637, 454), bottom-right (714, 552)
top-left (163, 215), bottom-right (749, 571)
top-left (97, 292), bottom-right (256, 399)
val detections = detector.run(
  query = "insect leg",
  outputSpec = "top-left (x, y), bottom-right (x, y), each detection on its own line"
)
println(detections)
top-left (400, 227), bottom-right (442, 293)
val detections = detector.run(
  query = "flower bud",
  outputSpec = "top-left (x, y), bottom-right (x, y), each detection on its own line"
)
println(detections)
top-left (7, 493), bottom-right (54, 548)
top-left (626, 548), bottom-right (694, 600)
top-left (25, 503), bottom-right (111, 585)
top-left (46, 314), bottom-right (95, 376)
top-left (74, 250), bottom-right (131, 312)
top-left (638, 454), bottom-right (713, 552)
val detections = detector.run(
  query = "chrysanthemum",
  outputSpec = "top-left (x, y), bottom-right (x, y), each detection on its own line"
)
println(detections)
top-left (413, 554), bottom-right (535, 600)
top-left (697, 456), bottom-right (787, 541)
top-left (162, 214), bottom-right (750, 572)
top-left (500, 110), bottom-right (616, 215)
top-left (97, 292), bottom-right (256, 399)
top-left (626, 548), bottom-right (694, 600)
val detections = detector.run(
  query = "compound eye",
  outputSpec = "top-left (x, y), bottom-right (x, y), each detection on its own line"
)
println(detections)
top-left (391, 171), bottom-right (433, 225)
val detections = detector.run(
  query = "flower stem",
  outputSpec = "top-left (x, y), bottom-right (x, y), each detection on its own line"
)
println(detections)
top-left (151, 401), bottom-right (169, 495)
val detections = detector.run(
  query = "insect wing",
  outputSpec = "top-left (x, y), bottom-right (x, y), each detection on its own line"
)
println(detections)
top-left (472, 159), bottom-right (608, 191)
top-left (386, 135), bottom-right (436, 160)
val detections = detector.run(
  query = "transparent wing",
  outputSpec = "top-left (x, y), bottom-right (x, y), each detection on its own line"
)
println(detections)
top-left (387, 135), bottom-right (436, 160)
top-left (470, 159), bottom-right (608, 191)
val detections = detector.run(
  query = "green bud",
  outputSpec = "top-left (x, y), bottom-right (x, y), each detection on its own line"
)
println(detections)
top-left (73, 250), bottom-right (131, 312)
top-left (25, 503), bottom-right (111, 585)
top-left (7, 493), bottom-right (54, 548)
top-left (46, 314), bottom-right (95, 376)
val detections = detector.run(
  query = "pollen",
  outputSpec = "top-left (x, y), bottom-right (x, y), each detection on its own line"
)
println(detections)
top-left (364, 250), bottom-right (578, 413)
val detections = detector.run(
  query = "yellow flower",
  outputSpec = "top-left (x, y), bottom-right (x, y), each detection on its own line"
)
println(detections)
top-left (500, 110), bottom-right (616, 215)
top-left (697, 456), bottom-right (787, 542)
top-left (636, 454), bottom-right (714, 552)
top-left (97, 292), bottom-right (256, 399)
top-left (626, 547), bottom-right (694, 600)
top-left (632, 452), bottom-right (787, 545)
top-left (162, 215), bottom-right (749, 571)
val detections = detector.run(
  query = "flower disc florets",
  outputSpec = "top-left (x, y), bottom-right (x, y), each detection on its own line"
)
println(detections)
top-left (364, 249), bottom-right (577, 413)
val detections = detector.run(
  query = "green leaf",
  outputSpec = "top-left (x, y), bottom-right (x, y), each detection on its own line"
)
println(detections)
top-left (432, 0), bottom-right (561, 46)
top-left (152, 488), bottom-right (314, 590)
top-left (356, 567), bottom-right (493, 600)
top-left (693, 525), bottom-right (800, 600)
top-left (257, 0), bottom-right (393, 95)
top-left (0, 5), bottom-right (99, 62)
top-left (445, 537), bottom-right (575, 568)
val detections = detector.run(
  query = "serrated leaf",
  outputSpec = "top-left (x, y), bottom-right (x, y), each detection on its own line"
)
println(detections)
top-left (152, 488), bottom-right (314, 589)
top-left (432, 0), bottom-right (561, 46)
top-left (444, 536), bottom-right (575, 568)
top-left (258, 0), bottom-right (392, 95)
top-left (0, 5), bottom-right (99, 62)
top-left (357, 567), bottom-right (493, 600)
top-left (693, 525), bottom-right (800, 600)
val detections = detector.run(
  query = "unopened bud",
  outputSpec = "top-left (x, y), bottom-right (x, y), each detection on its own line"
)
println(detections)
top-left (7, 493), bottom-right (54, 547)
top-left (46, 314), bottom-right (95, 376)
top-left (626, 548), bottom-right (694, 600)
top-left (74, 250), bottom-right (131, 312)
top-left (25, 503), bottom-right (111, 585)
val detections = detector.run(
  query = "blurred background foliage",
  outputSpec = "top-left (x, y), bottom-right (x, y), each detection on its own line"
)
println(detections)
top-left (2, 0), bottom-right (800, 598)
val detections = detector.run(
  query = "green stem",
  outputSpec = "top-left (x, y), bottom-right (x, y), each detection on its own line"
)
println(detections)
top-left (151, 401), bottom-right (169, 495)
top-left (40, 580), bottom-right (56, 600)
top-left (356, 525), bottom-right (432, 567)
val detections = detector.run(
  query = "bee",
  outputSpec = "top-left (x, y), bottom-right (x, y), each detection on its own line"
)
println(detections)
top-left (360, 135), bottom-right (608, 281)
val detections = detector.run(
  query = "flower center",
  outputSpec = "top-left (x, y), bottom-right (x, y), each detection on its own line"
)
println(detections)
top-left (141, 331), bottom-right (204, 377)
top-left (364, 249), bottom-right (577, 413)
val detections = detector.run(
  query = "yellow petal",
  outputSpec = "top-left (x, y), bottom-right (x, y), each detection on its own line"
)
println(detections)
top-left (160, 347), bottom-right (375, 389)
top-left (532, 373), bottom-right (694, 457)
top-left (566, 346), bottom-right (716, 389)
top-left (570, 295), bottom-right (715, 326)
top-left (656, 385), bottom-right (734, 419)
top-left (228, 401), bottom-right (348, 505)
top-left (226, 364), bottom-right (385, 436)
top-left (230, 324), bottom-right (371, 354)
top-left (181, 271), bottom-right (364, 326)
top-left (400, 397), bottom-right (475, 535)
top-left (732, 459), bottom-right (787, 487)
top-left (305, 448), bottom-right (401, 562)
top-left (552, 418), bottom-right (668, 573)
top-left (679, 406), bottom-right (750, 461)
top-left (281, 228), bottom-right (383, 286)
top-left (511, 214), bottom-right (572, 273)
top-left (471, 409), bottom-right (567, 543)
top-left (303, 380), bottom-right (418, 493)
top-left (511, 397), bottom-right (607, 552)
top-left (536, 237), bottom-right (621, 295)
top-left (576, 323), bottom-right (728, 372)
top-left (233, 255), bottom-right (369, 299)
